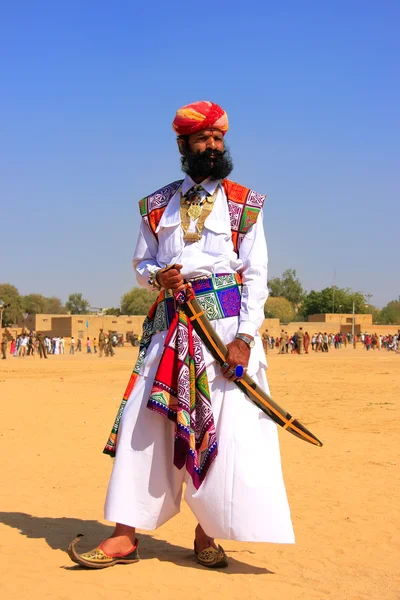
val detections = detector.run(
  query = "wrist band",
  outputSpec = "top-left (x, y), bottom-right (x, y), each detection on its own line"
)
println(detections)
top-left (148, 269), bottom-right (162, 290)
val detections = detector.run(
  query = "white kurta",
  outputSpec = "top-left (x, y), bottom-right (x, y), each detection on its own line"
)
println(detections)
top-left (104, 175), bottom-right (295, 543)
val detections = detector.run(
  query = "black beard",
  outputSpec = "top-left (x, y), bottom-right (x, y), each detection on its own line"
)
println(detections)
top-left (180, 145), bottom-right (233, 180)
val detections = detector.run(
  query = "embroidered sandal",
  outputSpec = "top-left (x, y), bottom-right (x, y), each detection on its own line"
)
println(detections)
top-left (67, 534), bottom-right (139, 569)
top-left (194, 541), bottom-right (228, 568)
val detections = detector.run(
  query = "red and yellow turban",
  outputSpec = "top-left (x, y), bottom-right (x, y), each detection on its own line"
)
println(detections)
top-left (172, 101), bottom-right (229, 136)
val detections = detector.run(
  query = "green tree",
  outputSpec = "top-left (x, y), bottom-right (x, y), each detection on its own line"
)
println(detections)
top-left (22, 294), bottom-right (66, 314)
top-left (65, 292), bottom-right (90, 314)
top-left (44, 296), bottom-right (66, 314)
top-left (22, 294), bottom-right (48, 314)
top-left (120, 288), bottom-right (158, 315)
top-left (268, 269), bottom-right (305, 306)
top-left (0, 283), bottom-right (22, 326)
top-left (301, 287), bottom-right (368, 317)
top-left (264, 297), bottom-right (296, 323)
top-left (103, 307), bottom-right (122, 316)
top-left (378, 300), bottom-right (400, 325)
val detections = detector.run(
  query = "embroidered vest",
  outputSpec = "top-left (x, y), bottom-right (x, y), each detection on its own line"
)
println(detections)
top-left (138, 179), bottom-right (266, 254)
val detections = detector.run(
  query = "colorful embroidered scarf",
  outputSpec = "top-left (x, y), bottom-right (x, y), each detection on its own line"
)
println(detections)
top-left (103, 274), bottom-right (242, 488)
top-left (147, 289), bottom-right (217, 489)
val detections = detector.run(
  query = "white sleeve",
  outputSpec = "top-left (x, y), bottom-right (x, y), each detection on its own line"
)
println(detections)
top-left (132, 219), bottom-right (161, 290)
top-left (237, 210), bottom-right (268, 337)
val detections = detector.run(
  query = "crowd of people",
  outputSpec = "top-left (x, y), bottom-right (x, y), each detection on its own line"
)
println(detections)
top-left (1, 329), bottom-right (120, 359)
top-left (261, 328), bottom-right (400, 355)
top-left (2, 328), bottom-right (399, 361)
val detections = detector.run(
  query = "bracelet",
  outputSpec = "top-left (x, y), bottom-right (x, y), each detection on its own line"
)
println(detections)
top-left (235, 333), bottom-right (255, 349)
top-left (148, 269), bottom-right (162, 290)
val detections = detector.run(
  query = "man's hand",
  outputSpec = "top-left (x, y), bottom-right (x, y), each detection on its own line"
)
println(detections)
top-left (221, 337), bottom-right (252, 380)
top-left (157, 264), bottom-right (185, 292)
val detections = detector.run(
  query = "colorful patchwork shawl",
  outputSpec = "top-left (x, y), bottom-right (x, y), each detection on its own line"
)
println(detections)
top-left (104, 274), bottom-right (242, 488)
top-left (147, 290), bottom-right (217, 489)
top-left (139, 179), bottom-right (266, 254)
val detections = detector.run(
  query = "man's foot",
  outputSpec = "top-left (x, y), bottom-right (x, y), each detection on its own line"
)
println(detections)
top-left (67, 534), bottom-right (139, 569)
top-left (100, 535), bottom-right (136, 555)
top-left (194, 524), bottom-right (228, 568)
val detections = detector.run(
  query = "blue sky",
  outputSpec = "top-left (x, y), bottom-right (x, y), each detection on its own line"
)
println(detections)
top-left (1, 0), bottom-right (399, 308)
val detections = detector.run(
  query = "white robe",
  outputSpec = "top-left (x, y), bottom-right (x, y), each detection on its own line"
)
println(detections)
top-left (104, 175), bottom-right (295, 543)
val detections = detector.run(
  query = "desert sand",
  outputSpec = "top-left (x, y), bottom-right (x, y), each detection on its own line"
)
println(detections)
top-left (0, 345), bottom-right (399, 600)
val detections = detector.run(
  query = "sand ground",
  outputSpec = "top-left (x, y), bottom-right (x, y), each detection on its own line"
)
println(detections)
top-left (0, 344), bottom-right (399, 600)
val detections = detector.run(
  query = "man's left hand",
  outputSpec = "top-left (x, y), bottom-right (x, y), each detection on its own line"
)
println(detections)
top-left (221, 338), bottom-right (252, 380)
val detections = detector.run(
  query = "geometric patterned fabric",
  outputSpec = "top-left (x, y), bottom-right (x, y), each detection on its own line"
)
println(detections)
top-left (147, 291), bottom-right (215, 489)
top-left (103, 273), bottom-right (242, 475)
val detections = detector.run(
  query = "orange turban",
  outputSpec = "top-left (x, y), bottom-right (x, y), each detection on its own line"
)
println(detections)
top-left (172, 101), bottom-right (229, 136)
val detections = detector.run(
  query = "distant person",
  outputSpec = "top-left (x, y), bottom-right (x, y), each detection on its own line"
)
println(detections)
top-left (99, 329), bottom-right (105, 357)
top-left (1, 332), bottom-right (7, 359)
top-left (60, 337), bottom-right (65, 354)
top-left (53, 336), bottom-right (60, 355)
top-left (304, 331), bottom-right (310, 354)
top-left (106, 333), bottom-right (114, 357)
top-left (279, 330), bottom-right (287, 354)
top-left (70, 337), bottom-right (75, 355)
top-left (19, 334), bottom-right (28, 357)
top-left (93, 337), bottom-right (97, 354)
top-left (322, 333), bottom-right (329, 352)
top-left (262, 329), bottom-right (269, 354)
top-left (86, 337), bottom-right (92, 353)
top-left (27, 334), bottom-right (34, 356)
top-left (76, 338), bottom-right (82, 352)
top-left (10, 337), bottom-right (16, 356)
top-left (296, 327), bottom-right (304, 355)
top-left (37, 332), bottom-right (48, 359)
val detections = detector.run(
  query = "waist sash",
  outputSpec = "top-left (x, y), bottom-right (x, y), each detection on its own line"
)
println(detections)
top-left (103, 273), bottom-right (242, 488)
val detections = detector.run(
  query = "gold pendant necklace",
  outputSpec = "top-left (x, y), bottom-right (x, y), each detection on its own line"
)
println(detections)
top-left (180, 187), bottom-right (217, 242)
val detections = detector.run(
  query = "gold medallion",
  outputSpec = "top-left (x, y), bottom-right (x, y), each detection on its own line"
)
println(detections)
top-left (188, 203), bottom-right (203, 220)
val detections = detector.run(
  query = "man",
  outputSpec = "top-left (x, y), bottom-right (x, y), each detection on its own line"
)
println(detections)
top-left (106, 332), bottom-right (114, 357)
top-left (262, 329), bottom-right (269, 354)
top-left (19, 334), bottom-right (28, 357)
top-left (1, 332), bottom-right (7, 359)
top-left (36, 332), bottom-right (47, 359)
top-left (322, 332), bottom-right (329, 352)
top-left (68, 100), bottom-right (294, 569)
top-left (98, 329), bottom-right (105, 357)
top-left (279, 329), bottom-right (287, 354)
top-left (296, 327), bottom-right (304, 355)
top-left (69, 336), bottom-right (75, 355)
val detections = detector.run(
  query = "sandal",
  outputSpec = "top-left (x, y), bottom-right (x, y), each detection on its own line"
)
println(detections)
top-left (67, 534), bottom-right (139, 569)
top-left (194, 541), bottom-right (228, 568)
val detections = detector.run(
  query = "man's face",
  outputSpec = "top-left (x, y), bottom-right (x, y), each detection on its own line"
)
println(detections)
top-left (183, 129), bottom-right (225, 156)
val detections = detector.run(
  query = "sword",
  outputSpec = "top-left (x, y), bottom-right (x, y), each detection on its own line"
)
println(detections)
top-left (160, 265), bottom-right (323, 447)
top-left (178, 290), bottom-right (323, 448)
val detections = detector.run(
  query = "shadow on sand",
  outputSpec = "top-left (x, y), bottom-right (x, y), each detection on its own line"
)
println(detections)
top-left (0, 512), bottom-right (274, 575)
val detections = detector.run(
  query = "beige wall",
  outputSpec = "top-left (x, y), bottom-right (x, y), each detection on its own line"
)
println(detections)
top-left (70, 315), bottom-right (145, 341)
top-left (22, 314), bottom-right (147, 341)
top-left (308, 313), bottom-right (373, 325)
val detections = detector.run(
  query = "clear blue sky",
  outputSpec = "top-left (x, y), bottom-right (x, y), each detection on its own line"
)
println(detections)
top-left (1, 0), bottom-right (399, 308)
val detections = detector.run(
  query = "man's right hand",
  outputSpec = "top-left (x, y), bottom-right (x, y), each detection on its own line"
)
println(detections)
top-left (157, 264), bottom-right (185, 292)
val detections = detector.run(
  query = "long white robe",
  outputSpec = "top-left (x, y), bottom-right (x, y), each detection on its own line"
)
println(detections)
top-left (104, 175), bottom-right (295, 543)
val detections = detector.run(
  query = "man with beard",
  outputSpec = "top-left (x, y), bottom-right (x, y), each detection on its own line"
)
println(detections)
top-left (68, 100), bottom-right (294, 569)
